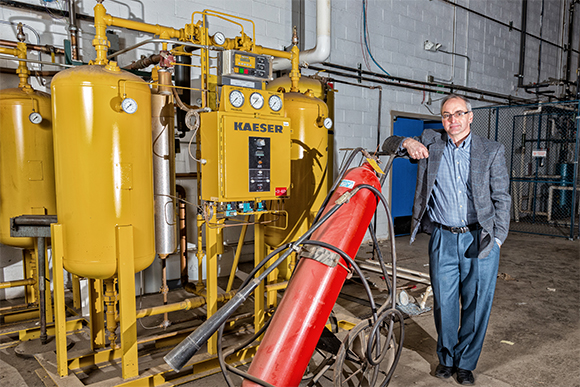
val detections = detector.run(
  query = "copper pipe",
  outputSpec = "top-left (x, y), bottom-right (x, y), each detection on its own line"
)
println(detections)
top-left (161, 259), bottom-right (170, 329)
top-left (123, 54), bottom-right (161, 70)
top-left (0, 39), bottom-right (65, 55)
top-left (176, 185), bottom-right (188, 287)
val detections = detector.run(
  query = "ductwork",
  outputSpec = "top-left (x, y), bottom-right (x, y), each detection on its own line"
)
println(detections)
top-left (273, 0), bottom-right (331, 70)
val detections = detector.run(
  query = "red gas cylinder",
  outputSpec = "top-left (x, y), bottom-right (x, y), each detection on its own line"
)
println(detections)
top-left (244, 163), bottom-right (381, 387)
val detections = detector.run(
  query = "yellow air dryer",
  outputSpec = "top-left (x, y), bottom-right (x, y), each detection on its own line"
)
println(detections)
top-left (0, 87), bottom-right (56, 248)
top-left (51, 62), bottom-right (155, 279)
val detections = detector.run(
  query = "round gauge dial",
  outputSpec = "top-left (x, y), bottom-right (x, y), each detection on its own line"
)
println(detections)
top-left (29, 112), bottom-right (43, 124)
top-left (229, 90), bottom-right (244, 108)
top-left (268, 95), bottom-right (282, 112)
top-left (121, 98), bottom-right (138, 114)
top-left (213, 31), bottom-right (226, 46)
top-left (250, 92), bottom-right (264, 110)
top-left (323, 117), bottom-right (333, 129)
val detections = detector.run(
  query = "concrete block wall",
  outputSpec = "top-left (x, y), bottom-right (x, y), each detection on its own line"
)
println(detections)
top-left (1, 0), bottom-right (578, 298)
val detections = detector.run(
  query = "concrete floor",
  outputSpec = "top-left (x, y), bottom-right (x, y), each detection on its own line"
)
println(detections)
top-left (1, 231), bottom-right (578, 387)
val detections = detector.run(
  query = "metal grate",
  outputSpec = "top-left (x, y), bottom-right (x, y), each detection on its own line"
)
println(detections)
top-left (471, 101), bottom-right (580, 239)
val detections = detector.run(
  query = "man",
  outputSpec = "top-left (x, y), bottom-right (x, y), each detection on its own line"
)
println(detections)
top-left (382, 94), bottom-right (511, 385)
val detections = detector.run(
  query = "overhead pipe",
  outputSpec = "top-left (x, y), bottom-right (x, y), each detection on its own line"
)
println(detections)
top-left (273, 0), bottom-right (331, 70)
top-left (517, 0), bottom-right (528, 88)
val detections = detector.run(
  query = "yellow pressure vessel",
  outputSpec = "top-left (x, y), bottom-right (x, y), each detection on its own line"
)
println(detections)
top-left (264, 85), bottom-right (331, 249)
top-left (0, 87), bottom-right (56, 248)
top-left (51, 63), bottom-right (155, 279)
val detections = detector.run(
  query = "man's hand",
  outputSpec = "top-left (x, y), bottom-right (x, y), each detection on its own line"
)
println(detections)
top-left (403, 138), bottom-right (429, 159)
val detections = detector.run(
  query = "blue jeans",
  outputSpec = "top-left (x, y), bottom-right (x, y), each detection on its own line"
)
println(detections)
top-left (428, 225), bottom-right (500, 370)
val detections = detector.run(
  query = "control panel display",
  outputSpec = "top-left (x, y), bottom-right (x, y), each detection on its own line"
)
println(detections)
top-left (249, 137), bottom-right (270, 192)
top-left (220, 50), bottom-right (273, 82)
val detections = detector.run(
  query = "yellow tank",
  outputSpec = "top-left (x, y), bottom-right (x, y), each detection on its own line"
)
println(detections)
top-left (51, 63), bottom-right (155, 279)
top-left (0, 87), bottom-right (56, 248)
top-left (264, 85), bottom-right (330, 249)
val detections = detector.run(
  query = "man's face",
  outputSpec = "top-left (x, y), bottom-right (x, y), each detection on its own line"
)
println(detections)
top-left (441, 97), bottom-right (473, 144)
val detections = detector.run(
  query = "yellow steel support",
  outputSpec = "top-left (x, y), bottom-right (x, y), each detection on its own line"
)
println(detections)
top-left (44, 247), bottom-right (53, 324)
top-left (19, 318), bottom-right (84, 341)
top-left (89, 278), bottom-right (106, 350)
top-left (116, 225), bottom-right (138, 379)
top-left (204, 213), bottom-right (223, 354)
top-left (22, 249), bottom-right (37, 304)
top-left (50, 223), bottom-right (68, 377)
top-left (265, 248), bottom-right (279, 309)
top-left (226, 216), bottom-right (250, 293)
top-left (254, 213), bottom-right (266, 333)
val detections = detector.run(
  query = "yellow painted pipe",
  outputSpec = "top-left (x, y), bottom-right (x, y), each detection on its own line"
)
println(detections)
top-left (124, 290), bottom-right (236, 321)
top-left (0, 278), bottom-right (36, 289)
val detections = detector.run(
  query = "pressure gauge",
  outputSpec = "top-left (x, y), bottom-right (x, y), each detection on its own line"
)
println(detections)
top-left (121, 98), bottom-right (138, 114)
top-left (229, 89), bottom-right (244, 108)
top-left (250, 92), bottom-right (264, 110)
top-left (213, 31), bottom-right (226, 46)
top-left (29, 112), bottom-right (42, 125)
top-left (268, 95), bottom-right (282, 112)
top-left (323, 117), bottom-right (333, 129)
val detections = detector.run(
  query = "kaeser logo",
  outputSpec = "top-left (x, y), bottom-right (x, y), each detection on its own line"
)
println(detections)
top-left (234, 122), bottom-right (283, 133)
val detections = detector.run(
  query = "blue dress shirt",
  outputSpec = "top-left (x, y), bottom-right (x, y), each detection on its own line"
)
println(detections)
top-left (427, 134), bottom-right (478, 228)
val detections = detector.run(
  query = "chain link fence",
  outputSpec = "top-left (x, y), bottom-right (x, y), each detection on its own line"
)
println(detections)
top-left (472, 101), bottom-right (580, 239)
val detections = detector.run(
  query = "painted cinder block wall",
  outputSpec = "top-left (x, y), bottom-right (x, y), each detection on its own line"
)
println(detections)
top-left (0, 0), bottom-right (578, 298)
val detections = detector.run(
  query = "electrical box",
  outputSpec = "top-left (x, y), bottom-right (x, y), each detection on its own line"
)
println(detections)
top-left (200, 87), bottom-right (290, 202)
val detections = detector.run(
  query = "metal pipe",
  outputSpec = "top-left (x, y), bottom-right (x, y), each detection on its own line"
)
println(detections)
top-left (107, 38), bottom-right (224, 60)
top-left (104, 279), bottom-right (118, 349)
top-left (273, 0), bottom-right (331, 70)
top-left (125, 291), bottom-right (236, 321)
top-left (309, 63), bottom-right (533, 105)
top-left (161, 259), bottom-right (170, 329)
top-left (37, 237), bottom-right (47, 344)
top-left (0, 278), bottom-right (35, 289)
top-left (0, 54), bottom-right (74, 68)
top-left (357, 261), bottom-right (431, 285)
top-left (0, 39), bottom-right (65, 54)
top-left (176, 185), bottom-right (188, 287)
top-left (565, 1), bottom-right (576, 83)
top-left (536, 0), bottom-right (545, 85)
top-left (12, 215), bottom-right (58, 226)
top-left (67, 0), bottom-right (79, 60)
top-left (438, 0), bottom-right (578, 54)
top-left (152, 69), bottom-right (177, 259)
top-left (517, 0), bottom-right (528, 87)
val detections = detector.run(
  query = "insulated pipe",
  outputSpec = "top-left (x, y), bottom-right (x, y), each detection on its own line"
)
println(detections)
top-left (152, 69), bottom-right (177, 258)
top-left (273, 0), bottom-right (331, 70)
top-left (243, 164), bottom-right (381, 387)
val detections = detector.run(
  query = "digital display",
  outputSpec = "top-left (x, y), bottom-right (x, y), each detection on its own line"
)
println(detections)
top-left (255, 150), bottom-right (264, 157)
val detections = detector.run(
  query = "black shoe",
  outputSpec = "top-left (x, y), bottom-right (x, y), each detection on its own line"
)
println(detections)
top-left (456, 368), bottom-right (475, 385)
top-left (434, 364), bottom-right (454, 379)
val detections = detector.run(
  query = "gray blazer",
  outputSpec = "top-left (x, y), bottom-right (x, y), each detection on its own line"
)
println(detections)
top-left (383, 129), bottom-right (511, 259)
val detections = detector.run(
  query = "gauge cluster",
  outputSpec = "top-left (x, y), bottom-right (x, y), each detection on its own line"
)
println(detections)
top-left (222, 85), bottom-right (283, 114)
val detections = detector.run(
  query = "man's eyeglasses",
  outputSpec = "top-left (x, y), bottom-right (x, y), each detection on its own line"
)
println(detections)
top-left (442, 111), bottom-right (471, 120)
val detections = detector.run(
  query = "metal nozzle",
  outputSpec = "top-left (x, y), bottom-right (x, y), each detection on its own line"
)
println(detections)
top-left (16, 23), bottom-right (26, 42)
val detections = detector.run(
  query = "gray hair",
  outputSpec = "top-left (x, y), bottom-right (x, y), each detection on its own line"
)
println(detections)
top-left (440, 94), bottom-right (472, 114)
